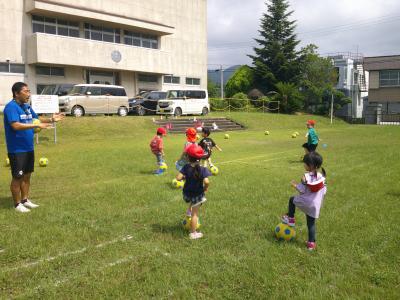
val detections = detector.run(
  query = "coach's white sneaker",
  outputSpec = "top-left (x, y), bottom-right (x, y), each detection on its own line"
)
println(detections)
top-left (22, 199), bottom-right (39, 209)
top-left (15, 203), bottom-right (30, 213)
top-left (189, 232), bottom-right (203, 240)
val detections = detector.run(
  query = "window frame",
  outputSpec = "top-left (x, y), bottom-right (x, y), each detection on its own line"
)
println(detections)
top-left (380, 70), bottom-right (400, 87)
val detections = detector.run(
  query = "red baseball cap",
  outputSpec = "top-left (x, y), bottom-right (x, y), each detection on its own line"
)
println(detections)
top-left (306, 120), bottom-right (316, 126)
top-left (185, 144), bottom-right (204, 159)
top-left (157, 127), bottom-right (167, 135)
top-left (185, 127), bottom-right (197, 142)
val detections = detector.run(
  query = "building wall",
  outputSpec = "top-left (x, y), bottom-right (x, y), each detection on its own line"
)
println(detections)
top-left (0, 0), bottom-right (207, 104)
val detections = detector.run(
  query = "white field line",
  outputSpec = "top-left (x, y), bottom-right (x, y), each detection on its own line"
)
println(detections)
top-left (2, 235), bottom-right (133, 273)
top-left (217, 150), bottom-right (298, 165)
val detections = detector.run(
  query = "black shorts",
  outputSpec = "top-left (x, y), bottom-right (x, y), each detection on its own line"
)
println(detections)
top-left (8, 151), bottom-right (35, 179)
top-left (302, 143), bottom-right (318, 152)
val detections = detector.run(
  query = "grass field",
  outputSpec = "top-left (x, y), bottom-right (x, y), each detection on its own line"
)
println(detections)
top-left (0, 112), bottom-right (399, 299)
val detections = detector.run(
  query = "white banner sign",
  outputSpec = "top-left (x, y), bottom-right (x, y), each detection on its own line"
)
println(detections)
top-left (31, 95), bottom-right (59, 114)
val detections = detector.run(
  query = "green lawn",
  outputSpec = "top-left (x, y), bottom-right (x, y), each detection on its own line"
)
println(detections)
top-left (0, 112), bottom-right (399, 299)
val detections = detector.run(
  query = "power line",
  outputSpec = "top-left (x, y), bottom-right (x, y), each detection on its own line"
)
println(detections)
top-left (208, 14), bottom-right (400, 52)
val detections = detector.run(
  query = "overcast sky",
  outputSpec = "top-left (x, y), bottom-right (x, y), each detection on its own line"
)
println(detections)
top-left (208, 0), bottom-right (400, 67)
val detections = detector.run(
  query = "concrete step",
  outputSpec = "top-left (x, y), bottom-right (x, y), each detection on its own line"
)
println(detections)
top-left (154, 117), bottom-right (244, 133)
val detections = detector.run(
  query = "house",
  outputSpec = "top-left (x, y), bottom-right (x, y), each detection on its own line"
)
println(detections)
top-left (363, 55), bottom-right (400, 114)
top-left (328, 53), bottom-right (368, 119)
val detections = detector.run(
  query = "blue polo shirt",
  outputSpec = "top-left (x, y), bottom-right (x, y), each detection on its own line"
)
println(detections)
top-left (3, 99), bottom-right (38, 154)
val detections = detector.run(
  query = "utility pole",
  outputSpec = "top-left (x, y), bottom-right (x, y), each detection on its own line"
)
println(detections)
top-left (219, 65), bottom-right (224, 99)
top-left (330, 93), bottom-right (334, 124)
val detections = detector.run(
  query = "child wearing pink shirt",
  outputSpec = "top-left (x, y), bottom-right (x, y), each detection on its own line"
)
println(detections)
top-left (281, 152), bottom-right (327, 250)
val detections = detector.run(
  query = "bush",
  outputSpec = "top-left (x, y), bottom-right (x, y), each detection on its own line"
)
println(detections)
top-left (209, 98), bottom-right (228, 111)
top-left (228, 92), bottom-right (250, 109)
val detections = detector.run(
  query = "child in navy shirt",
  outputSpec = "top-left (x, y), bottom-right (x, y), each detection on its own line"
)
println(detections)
top-left (198, 127), bottom-right (222, 168)
top-left (176, 144), bottom-right (211, 240)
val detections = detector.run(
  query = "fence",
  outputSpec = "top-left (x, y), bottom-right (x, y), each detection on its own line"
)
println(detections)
top-left (339, 113), bottom-right (400, 125)
top-left (210, 98), bottom-right (280, 113)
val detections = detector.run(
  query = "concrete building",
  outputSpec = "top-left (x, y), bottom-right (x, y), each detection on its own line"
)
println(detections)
top-left (0, 0), bottom-right (207, 105)
top-left (328, 53), bottom-right (368, 119)
top-left (364, 55), bottom-right (400, 114)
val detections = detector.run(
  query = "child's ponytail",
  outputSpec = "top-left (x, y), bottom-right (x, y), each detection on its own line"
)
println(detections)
top-left (194, 162), bottom-right (201, 180)
top-left (321, 167), bottom-right (326, 178)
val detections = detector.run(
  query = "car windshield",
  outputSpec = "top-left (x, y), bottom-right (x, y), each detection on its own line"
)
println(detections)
top-left (68, 86), bottom-right (87, 95)
top-left (41, 85), bottom-right (56, 95)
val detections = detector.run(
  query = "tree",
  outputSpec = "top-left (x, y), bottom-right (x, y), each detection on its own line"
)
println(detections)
top-left (225, 65), bottom-right (254, 98)
top-left (249, 0), bottom-right (301, 93)
top-left (207, 79), bottom-right (219, 98)
top-left (275, 82), bottom-right (303, 113)
top-left (297, 44), bottom-right (345, 114)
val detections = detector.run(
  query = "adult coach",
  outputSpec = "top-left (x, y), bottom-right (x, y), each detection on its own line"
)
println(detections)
top-left (3, 82), bottom-right (64, 212)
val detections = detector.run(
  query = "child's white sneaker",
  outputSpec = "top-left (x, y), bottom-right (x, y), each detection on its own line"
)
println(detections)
top-left (22, 199), bottom-right (39, 209)
top-left (189, 232), bottom-right (203, 240)
top-left (15, 203), bottom-right (30, 213)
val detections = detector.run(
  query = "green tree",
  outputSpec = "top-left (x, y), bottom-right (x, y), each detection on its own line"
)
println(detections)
top-left (249, 0), bottom-right (301, 93)
top-left (207, 79), bottom-right (220, 98)
top-left (298, 44), bottom-right (338, 111)
top-left (275, 82), bottom-right (303, 113)
top-left (225, 65), bottom-right (254, 98)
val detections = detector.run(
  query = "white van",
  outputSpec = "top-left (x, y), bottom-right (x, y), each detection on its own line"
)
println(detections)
top-left (59, 84), bottom-right (129, 117)
top-left (156, 89), bottom-right (209, 116)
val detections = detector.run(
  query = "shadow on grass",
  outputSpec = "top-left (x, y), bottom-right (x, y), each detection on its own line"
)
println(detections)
top-left (387, 191), bottom-right (400, 198)
top-left (288, 159), bottom-right (303, 164)
top-left (264, 229), bottom-right (307, 249)
top-left (151, 223), bottom-right (185, 238)
top-left (0, 197), bottom-right (14, 210)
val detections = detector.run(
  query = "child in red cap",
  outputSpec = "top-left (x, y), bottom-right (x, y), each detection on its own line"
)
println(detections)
top-left (150, 127), bottom-right (167, 175)
top-left (176, 144), bottom-right (211, 240)
top-left (175, 127), bottom-right (197, 171)
top-left (302, 120), bottom-right (319, 154)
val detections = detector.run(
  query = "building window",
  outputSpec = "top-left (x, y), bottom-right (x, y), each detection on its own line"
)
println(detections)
top-left (186, 77), bottom-right (201, 85)
top-left (0, 62), bottom-right (25, 74)
top-left (32, 15), bottom-right (79, 37)
top-left (84, 23), bottom-right (120, 43)
top-left (164, 75), bottom-right (180, 84)
top-left (124, 30), bottom-right (158, 49)
top-left (36, 66), bottom-right (65, 77)
top-left (380, 70), bottom-right (400, 87)
top-left (138, 74), bottom-right (158, 83)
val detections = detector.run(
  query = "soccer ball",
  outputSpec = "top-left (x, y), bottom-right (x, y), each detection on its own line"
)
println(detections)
top-left (39, 157), bottom-right (49, 167)
top-left (33, 119), bottom-right (41, 133)
top-left (182, 216), bottom-right (201, 230)
top-left (172, 179), bottom-right (184, 189)
top-left (210, 165), bottom-right (219, 175)
top-left (291, 133), bottom-right (297, 138)
top-left (5, 158), bottom-right (10, 167)
top-left (274, 223), bottom-right (296, 241)
top-left (264, 130), bottom-right (270, 135)
top-left (224, 133), bottom-right (230, 139)
top-left (294, 131), bottom-right (300, 136)
top-left (159, 162), bottom-right (168, 171)
top-left (196, 134), bottom-right (201, 141)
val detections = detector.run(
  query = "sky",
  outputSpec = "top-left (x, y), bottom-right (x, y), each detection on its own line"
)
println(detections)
top-left (207, 0), bottom-right (400, 67)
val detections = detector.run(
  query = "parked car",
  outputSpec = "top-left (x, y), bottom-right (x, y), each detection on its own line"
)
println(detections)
top-left (156, 89), bottom-right (209, 116)
top-left (129, 91), bottom-right (167, 116)
top-left (59, 84), bottom-right (129, 117)
top-left (40, 84), bottom-right (75, 96)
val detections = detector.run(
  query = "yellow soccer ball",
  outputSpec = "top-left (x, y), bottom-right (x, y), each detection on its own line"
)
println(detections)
top-left (196, 134), bottom-right (201, 141)
top-left (159, 162), bottom-right (168, 171)
top-left (294, 131), bottom-right (300, 136)
top-left (264, 130), bottom-right (270, 135)
top-left (33, 118), bottom-right (41, 133)
top-left (224, 133), bottom-right (230, 139)
top-left (182, 216), bottom-right (201, 230)
top-left (210, 165), bottom-right (219, 176)
top-left (291, 133), bottom-right (297, 138)
top-left (172, 179), bottom-right (184, 189)
top-left (274, 223), bottom-right (296, 241)
top-left (5, 158), bottom-right (10, 167)
top-left (39, 157), bottom-right (49, 167)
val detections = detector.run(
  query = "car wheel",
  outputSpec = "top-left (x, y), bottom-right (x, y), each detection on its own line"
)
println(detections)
top-left (71, 106), bottom-right (84, 117)
top-left (174, 107), bottom-right (182, 117)
top-left (118, 107), bottom-right (128, 117)
top-left (137, 106), bottom-right (146, 116)
top-left (202, 107), bottom-right (209, 116)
